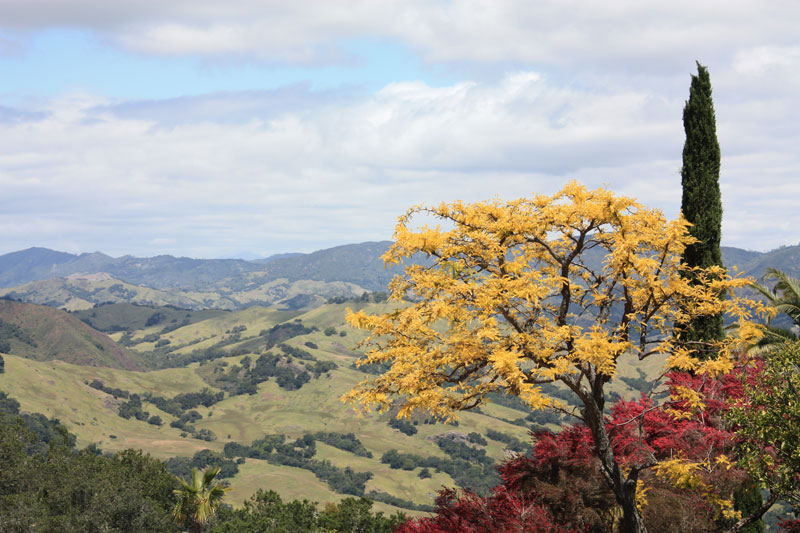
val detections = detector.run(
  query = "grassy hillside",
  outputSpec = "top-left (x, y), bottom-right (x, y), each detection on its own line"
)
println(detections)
top-left (218, 276), bottom-right (366, 309)
top-left (0, 300), bottom-right (531, 512)
top-left (0, 274), bottom-right (368, 312)
top-left (4, 243), bottom-right (799, 315)
top-left (0, 299), bottom-right (144, 370)
top-left (0, 298), bottom-right (674, 516)
top-left (0, 274), bottom-right (223, 311)
top-left (73, 302), bottom-right (230, 333)
top-left (0, 349), bottom-right (522, 514)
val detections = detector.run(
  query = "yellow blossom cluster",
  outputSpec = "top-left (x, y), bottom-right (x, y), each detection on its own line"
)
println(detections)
top-left (342, 182), bottom-right (768, 420)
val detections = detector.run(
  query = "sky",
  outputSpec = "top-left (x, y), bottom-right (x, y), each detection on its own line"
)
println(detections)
top-left (0, 1), bottom-right (798, 259)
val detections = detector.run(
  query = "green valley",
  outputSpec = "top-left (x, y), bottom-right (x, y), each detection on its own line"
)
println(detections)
top-left (1, 240), bottom-right (796, 528)
top-left (0, 298), bottom-right (560, 515)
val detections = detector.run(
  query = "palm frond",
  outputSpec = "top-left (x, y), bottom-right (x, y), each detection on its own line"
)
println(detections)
top-left (745, 324), bottom-right (799, 355)
top-left (764, 268), bottom-right (800, 301)
top-left (773, 302), bottom-right (800, 321)
top-left (192, 466), bottom-right (205, 491)
top-left (749, 279), bottom-right (779, 302)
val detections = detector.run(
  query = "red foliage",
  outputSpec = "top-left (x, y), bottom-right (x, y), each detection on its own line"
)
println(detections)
top-left (398, 426), bottom-right (615, 533)
top-left (607, 371), bottom-right (742, 467)
top-left (399, 368), bottom-right (772, 532)
top-left (396, 487), bottom-right (566, 533)
top-left (500, 427), bottom-right (617, 530)
top-left (779, 518), bottom-right (800, 532)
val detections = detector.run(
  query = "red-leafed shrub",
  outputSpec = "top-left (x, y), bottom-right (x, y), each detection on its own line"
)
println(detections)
top-left (780, 518), bottom-right (800, 532)
top-left (398, 426), bottom-right (615, 533)
top-left (398, 367), bottom-right (781, 532)
top-left (397, 487), bottom-right (565, 533)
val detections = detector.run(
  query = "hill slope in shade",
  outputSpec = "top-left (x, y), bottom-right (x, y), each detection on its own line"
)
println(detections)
top-left (723, 244), bottom-right (800, 280)
top-left (256, 241), bottom-right (401, 290)
top-left (0, 300), bottom-right (143, 370)
top-left (73, 303), bottom-right (230, 333)
top-left (1, 242), bottom-right (798, 291)
top-left (0, 247), bottom-right (77, 286)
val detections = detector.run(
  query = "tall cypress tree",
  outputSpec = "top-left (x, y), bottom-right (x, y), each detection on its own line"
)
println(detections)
top-left (680, 62), bottom-right (725, 345)
top-left (681, 63), bottom-right (765, 531)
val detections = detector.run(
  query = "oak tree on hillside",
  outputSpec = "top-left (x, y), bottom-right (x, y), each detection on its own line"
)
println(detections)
top-left (344, 182), bottom-right (766, 533)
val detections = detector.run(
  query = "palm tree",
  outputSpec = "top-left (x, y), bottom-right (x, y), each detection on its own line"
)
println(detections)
top-left (748, 267), bottom-right (800, 353)
top-left (172, 466), bottom-right (231, 533)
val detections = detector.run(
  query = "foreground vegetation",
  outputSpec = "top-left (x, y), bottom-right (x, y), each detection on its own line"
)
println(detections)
top-left (342, 182), bottom-right (800, 531)
top-left (0, 393), bottom-right (406, 532)
top-left (0, 297), bottom-right (552, 516)
top-left (2, 281), bottom-right (796, 530)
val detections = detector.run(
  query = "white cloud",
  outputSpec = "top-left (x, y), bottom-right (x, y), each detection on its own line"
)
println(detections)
top-left (129, 24), bottom-right (251, 56)
top-left (1, 1), bottom-right (798, 256)
top-left (733, 45), bottom-right (800, 77)
top-left (1, 67), bottom-right (797, 256)
top-left (2, 0), bottom-right (799, 73)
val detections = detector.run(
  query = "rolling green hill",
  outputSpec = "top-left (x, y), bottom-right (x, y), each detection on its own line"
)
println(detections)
top-left (0, 297), bottom-right (672, 516)
top-left (73, 302), bottom-right (230, 333)
top-left (0, 351), bottom-right (522, 514)
top-left (0, 300), bottom-right (544, 513)
top-left (0, 274), bottom-right (222, 311)
top-left (0, 273), bottom-right (369, 311)
top-left (0, 299), bottom-right (144, 370)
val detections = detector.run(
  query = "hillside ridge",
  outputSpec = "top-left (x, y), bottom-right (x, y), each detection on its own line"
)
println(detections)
top-left (0, 241), bottom-right (399, 291)
top-left (0, 299), bottom-right (143, 370)
top-left (1, 243), bottom-right (798, 312)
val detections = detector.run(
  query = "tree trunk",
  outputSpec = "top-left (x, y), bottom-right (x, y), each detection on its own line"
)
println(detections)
top-left (619, 480), bottom-right (648, 533)
top-left (581, 389), bottom-right (648, 533)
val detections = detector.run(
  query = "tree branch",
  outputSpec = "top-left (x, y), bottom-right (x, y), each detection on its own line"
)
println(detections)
top-left (725, 491), bottom-right (779, 533)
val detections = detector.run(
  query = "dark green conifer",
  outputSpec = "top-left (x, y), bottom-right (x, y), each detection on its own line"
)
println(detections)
top-left (680, 63), bottom-right (765, 533)
top-left (680, 62), bottom-right (725, 347)
top-left (733, 482), bottom-right (765, 532)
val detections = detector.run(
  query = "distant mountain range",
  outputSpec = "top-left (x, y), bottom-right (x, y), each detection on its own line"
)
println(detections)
top-left (0, 247), bottom-right (258, 289)
top-left (0, 242), bottom-right (797, 311)
top-left (0, 241), bottom-right (402, 291)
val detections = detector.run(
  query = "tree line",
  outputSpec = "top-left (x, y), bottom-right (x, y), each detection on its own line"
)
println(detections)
top-left (0, 390), bottom-right (409, 531)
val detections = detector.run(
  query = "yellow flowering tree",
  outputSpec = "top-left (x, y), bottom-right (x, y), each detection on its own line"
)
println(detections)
top-left (344, 182), bottom-right (764, 533)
